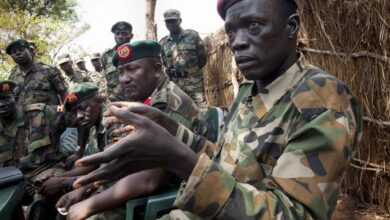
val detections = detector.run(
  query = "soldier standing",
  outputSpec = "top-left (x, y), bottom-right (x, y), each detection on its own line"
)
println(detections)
top-left (160, 9), bottom-right (208, 110)
top-left (74, 0), bottom-right (363, 219)
top-left (101, 21), bottom-right (133, 102)
top-left (75, 57), bottom-right (89, 73)
top-left (90, 53), bottom-right (104, 75)
top-left (88, 53), bottom-right (108, 97)
top-left (57, 54), bottom-right (91, 87)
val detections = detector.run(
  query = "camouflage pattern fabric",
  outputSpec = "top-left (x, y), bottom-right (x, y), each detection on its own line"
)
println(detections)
top-left (160, 29), bottom-right (208, 109)
top-left (160, 56), bottom-right (363, 219)
top-left (84, 113), bottom-right (106, 155)
top-left (8, 62), bottom-right (68, 106)
top-left (63, 69), bottom-right (91, 89)
top-left (101, 47), bottom-right (125, 102)
top-left (88, 70), bottom-right (108, 97)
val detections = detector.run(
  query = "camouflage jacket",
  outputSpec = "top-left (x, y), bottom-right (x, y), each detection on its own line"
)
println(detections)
top-left (101, 47), bottom-right (124, 101)
top-left (84, 112), bottom-right (106, 155)
top-left (170, 56), bottom-right (363, 219)
top-left (88, 70), bottom-right (108, 97)
top-left (8, 62), bottom-right (68, 106)
top-left (160, 29), bottom-right (207, 77)
top-left (0, 105), bottom-right (67, 171)
top-left (63, 69), bottom-right (91, 89)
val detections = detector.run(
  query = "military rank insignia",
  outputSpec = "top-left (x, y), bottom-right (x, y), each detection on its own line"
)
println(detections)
top-left (117, 45), bottom-right (132, 61)
top-left (66, 93), bottom-right (78, 104)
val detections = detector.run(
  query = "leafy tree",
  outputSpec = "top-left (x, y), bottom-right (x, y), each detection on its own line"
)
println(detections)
top-left (0, 0), bottom-right (89, 77)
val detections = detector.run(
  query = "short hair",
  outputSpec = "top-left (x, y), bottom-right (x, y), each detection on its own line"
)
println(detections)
top-left (274, 0), bottom-right (298, 20)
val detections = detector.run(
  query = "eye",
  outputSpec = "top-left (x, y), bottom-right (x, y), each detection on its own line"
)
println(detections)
top-left (248, 22), bottom-right (261, 33)
top-left (225, 27), bottom-right (235, 39)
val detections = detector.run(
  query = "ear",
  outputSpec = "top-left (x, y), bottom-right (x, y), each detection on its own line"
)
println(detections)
top-left (154, 62), bottom-right (163, 77)
top-left (286, 14), bottom-right (300, 39)
top-left (129, 33), bottom-right (134, 40)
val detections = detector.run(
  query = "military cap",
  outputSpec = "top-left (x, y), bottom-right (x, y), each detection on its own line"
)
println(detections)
top-left (111, 21), bottom-right (133, 33)
top-left (163, 9), bottom-right (181, 20)
top-left (57, 54), bottom-right (72, 65)
top-left (0, 80), bottom-right (17, 96)
top-left (217, 0), bottom-right (298, 20)
top-left (90, 53), bottom-right (101, 60)
top-left (75, 57), bottom-right (85, 64)
top-left (64, 82), bottom-right (99, 111)
top-left (112, 40), bottom-right (161, 67)
top-left (5, 39), bottom-right (31, 55)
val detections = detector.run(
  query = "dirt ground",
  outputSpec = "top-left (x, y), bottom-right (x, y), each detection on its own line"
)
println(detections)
top-left (332, 195), bottom-right (390, 220)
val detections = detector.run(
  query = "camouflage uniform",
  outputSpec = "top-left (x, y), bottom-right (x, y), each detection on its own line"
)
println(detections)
top-left (160, 56), bottom-right (363, 219)
top-left (160, 29), bottom-right (208, 110)
top-left (101, 48), bottom-right (125, 102)
top-left (63, 69), bottom-right (91, 89)
top-left (84, 111), bottom-right (106, 156)
top-left (88, 71), bottom-right (108, 97)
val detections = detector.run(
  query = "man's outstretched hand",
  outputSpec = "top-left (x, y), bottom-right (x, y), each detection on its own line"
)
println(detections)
top-left (73, 105), bottom-right (198, 189)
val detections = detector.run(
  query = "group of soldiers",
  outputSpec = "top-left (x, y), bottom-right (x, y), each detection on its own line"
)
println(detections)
top-left (1, 0), bottom-right (363, 220)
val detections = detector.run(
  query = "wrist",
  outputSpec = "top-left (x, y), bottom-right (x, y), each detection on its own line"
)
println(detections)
top-left (166, 140), bottom-right (198, 180)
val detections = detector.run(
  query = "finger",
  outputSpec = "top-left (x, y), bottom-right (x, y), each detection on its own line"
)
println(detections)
top-left (109, 105), bottom-right (145, 127)
top-left (102, 116), bottom-right (122, 127)
top-left (56, 196), bottom-right (66, 208)
top-left (74, 151), bottom-right (110, 168)
top-left (64, 197), bottom-right (74, 210)
top-left (108, 101), bottom-right (136, 108)
top-left (113, 125), bottom-right (134, 135)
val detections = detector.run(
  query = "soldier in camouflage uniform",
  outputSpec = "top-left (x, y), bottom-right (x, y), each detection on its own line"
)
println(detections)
top-left (87, 53), bottom-right (108, 97)
top-left (90, 52), bottom-right (104, 75)
top-left (0, 80), bottom-right (68, 220)
top-left (75, 57), bottom-right (90, 73)
top-left (160, 9), bottom-right (208, 110)
top-left (57, 54), bottom-right (91, 88)
top-left (73, 0), bottom-right (363, 219)
top-left (101, 21), bottom-right (133, 102)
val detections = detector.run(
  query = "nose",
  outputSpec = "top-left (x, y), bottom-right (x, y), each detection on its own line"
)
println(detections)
top-left (119, 72), bottom-right (131, 85)
top-left (230, 29), bottom-right (249, 52)
top-left (76, 111), bottom-right (84, 122)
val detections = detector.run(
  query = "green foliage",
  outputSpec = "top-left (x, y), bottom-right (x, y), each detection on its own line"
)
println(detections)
top-left (0, 0), bottom-right (89, 76)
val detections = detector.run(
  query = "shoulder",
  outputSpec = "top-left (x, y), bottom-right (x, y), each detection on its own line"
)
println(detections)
top-left (102, 48), bottom-right (114, 57)
top-left (291, 66), bottom-right (358, 119)
top-left (36, 62), bottom-right (61, 76)
top-left (159, 35), bottom-right (170, 45)
top-left (183, 29), bottom-right (200, 36)
top-left (8, 66), bottom-right (19, 77)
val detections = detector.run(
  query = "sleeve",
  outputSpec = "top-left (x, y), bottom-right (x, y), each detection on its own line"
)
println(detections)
top-left (194, 33), bottom-right (207, 69)
top-left (50, 66), bottom-right (68, 100)
top-left (174, 108), bottom-right (361, 220)
top-left (159, 39), bottom-right (169, 68)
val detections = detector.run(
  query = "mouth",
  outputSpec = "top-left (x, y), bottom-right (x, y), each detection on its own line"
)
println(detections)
top-left (79, 120), bottom-right (91, 127)
top-left (235, 56), bottom-right (258, 70)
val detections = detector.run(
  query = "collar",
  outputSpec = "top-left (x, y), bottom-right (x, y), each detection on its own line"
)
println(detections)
top-left (250, 54), bottom-right (308, 117)
top-left (149, 73), bottom-right (169, 98)
top-left (15, 63), bottom-right (37, 76)
top-left (168, 29), bottom-right (185, 41)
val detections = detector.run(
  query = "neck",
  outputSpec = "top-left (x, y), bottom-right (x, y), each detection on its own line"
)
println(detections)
top-left (65, 69), bottom-right (75, 76)
top-left (19, 61), bottom-right (33, 72)
top-left (170, 28), bottom-right (182, 36)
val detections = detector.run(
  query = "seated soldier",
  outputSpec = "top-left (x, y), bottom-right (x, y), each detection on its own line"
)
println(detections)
top-left (56, 40), bottom-right (207, 220)
top-left (39, 83), bottom-right (107, 200)
top-left (0, 80), bottom-right (68, 220)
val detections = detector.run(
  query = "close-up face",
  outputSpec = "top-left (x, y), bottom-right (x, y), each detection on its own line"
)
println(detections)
top-left (118, 58), bottom-right (158, 102)
top-left (0, 93), bottom-right (17, 119)
top-left (91, 58), bottom-right (103, 71)
top-left (114, 30), bottom-right (133, 45)
top-left (77, 61), bottom-right (87, 70)
top-left (165, 19), bottom-right (181, 34)
top-left (9, 46), bottom-right (33, 66)
top-left (59, 61), bottom-right (73, 73)
top-left (224, 0), bottom-right (295, 81)
top-left (72, 97), bottom-right (101, 128)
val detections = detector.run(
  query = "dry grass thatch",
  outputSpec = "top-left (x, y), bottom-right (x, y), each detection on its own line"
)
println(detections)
top-left (203, 0), bottom-right (390, 213)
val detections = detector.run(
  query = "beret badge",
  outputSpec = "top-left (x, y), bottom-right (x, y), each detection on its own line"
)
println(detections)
top-left (66, 93), bottom-right (78, 104)
top-left (1, 83), bottom-right (10, 92)
top-left (117, 45), bottom-right (132, 61)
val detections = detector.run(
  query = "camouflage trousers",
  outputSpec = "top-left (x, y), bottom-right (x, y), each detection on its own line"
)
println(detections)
top-left (172, 75), bottom-right (207, 111)
top-left (86, 205), bottom-right (126, 220)
top-left (158, 210), bottom-right (202, 220)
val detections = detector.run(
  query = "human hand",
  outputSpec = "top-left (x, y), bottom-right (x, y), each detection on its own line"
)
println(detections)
top-left (66, 151), bottom-right (83, 169)
top-left (73, 106), bottom-right (197, 188)
top-left (66, 200), bottom-right (93, 220)
top-left (39, 176), bottom-right (74, 197)
top-left (56, 186), bottom-right (88, 211)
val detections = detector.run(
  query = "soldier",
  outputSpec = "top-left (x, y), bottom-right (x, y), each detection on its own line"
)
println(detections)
top-left (101, 21), bottom-right (133, 102)
top-left (74, 0), bottom-right (363, 219)
top-left (90, 53), bottom-right (104, 75)
top-left (57, 54), bottom-right (91, 87)
top-left (160, 9), bottom-right (208, 110)
top-left (56, 40), bottom-right (207, 220)
top-left (0, 80), bottom-right (68, 219)
top-left (75, 57), bottom-right (89, 73)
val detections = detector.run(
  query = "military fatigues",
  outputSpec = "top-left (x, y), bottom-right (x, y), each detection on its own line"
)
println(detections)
top-left (101, 48), bottom-right (125, 102)
top-left (88, 70), bottom-right (108, 97)
top-left (160, 29), bottom-right (208, 110)
top-left (63, 69), bottom-right (92, 89)
top-left (160, 56), bottom-right (363, 219)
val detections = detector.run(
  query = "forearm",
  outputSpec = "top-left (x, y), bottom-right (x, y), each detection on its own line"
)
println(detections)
top-left (63, 165), bottom-right (98, 177)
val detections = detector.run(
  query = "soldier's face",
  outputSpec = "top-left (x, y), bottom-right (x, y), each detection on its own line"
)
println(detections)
top-left (77, 61), bottom-right (87, 70)
top-left (118, 58), bottom-right (158, 102)
top-left (165, 19), bottom-right (181, 34)
top-left (224, 0), bottom-right (296, 81)
top-left (0, 94), bottom-right (17, 118)
top-left (9, 46), bottom-right (33, 66)
top-left (60, 61), bottom-right (73, 73)
top-left (91, 58), bottom-right (103, 71)
top-left (73, 97), bottom-right (101, 128)
top-left (114, 30), bottom-right (133, 45)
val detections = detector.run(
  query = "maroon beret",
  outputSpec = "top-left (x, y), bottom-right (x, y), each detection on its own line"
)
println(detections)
top-left (217, 0), bottom-right (299, 20)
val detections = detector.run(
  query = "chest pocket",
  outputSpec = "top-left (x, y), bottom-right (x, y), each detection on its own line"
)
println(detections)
top-left (24, 103), bottom-right (51, 153)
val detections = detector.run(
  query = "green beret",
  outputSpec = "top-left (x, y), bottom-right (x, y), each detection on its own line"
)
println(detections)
top-left (64, 82), bottom-right (99, 112)
top-left (112, 40), bottom-right (161, 67)
top-left (217, 0), bottom-right (298, 20)
top-left (0, 80), bottom-right (17, 96)
top-left (111, 21), bottom-right (133, 33)
top-left (163, 9), bottom-right (181, 20)
top-left (5, 39), bottom-right (31, 55)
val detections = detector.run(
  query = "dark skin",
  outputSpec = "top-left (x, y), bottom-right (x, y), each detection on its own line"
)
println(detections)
top-left (40, 97), bottom-right (103, 197)
top-left (76, 61), bottom-right (88, 72)
top-left (9, 46), bottom-right (34, 72)
top-left (0, 93), bottom-right (17, 123)
top-left (114, 29), bottom-right (133, 46)
top-left (165, 19), bottom-right (182, 35)
top-left (60, 61), bottom-right (76, 76)
top-left (91, 58), bottom-right (103, 72)
top-left (73, 0), bottom-right (300, 191)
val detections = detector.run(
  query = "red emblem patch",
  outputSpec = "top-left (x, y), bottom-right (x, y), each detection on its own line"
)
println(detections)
top-left (66, 93), bottom-right (78, 104)
top-left (117, 45), bottom-right (132, 61)
top-left (1, 83), bottom-right (10, 92)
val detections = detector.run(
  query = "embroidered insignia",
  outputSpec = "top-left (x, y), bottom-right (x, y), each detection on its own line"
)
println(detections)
top-left (1, 83), bottom-right (10, 92)
top-left (66, 93), bottom-right (78, 103)
top-left (117, 45), bottom-right (132, 61)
